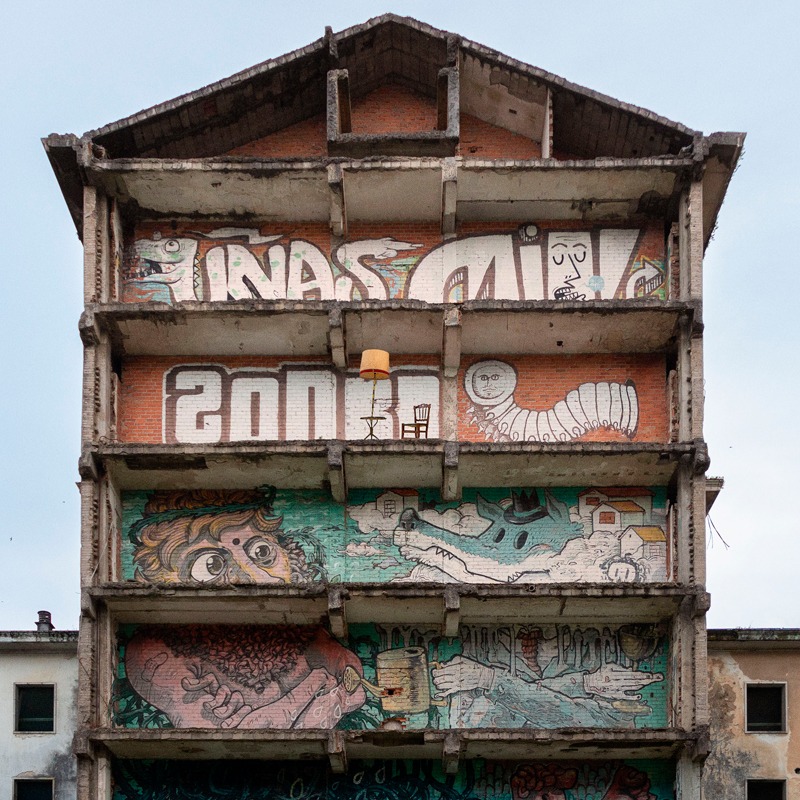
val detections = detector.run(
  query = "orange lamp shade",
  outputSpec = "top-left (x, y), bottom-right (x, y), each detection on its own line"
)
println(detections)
top-left (359, 349), bottom-right (390, 380)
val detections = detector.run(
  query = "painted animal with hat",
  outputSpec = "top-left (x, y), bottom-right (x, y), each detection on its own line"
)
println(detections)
top-left (394, 489), bottom-right (583, 583)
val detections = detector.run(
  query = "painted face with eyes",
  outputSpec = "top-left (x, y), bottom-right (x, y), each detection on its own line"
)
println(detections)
top-left (465, 360), bottom-right (517, 407)
top-left (175, 525), bottom-right (293, 585)
top-left (547, 232), bottom-right (592, 300)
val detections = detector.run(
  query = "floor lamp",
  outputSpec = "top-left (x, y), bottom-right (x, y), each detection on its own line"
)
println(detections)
top-left (359, 349), bottom-right (390, 439)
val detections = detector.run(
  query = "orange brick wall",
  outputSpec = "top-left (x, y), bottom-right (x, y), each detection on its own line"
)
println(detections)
top-left (225, 83), bottom-right (539, 159)
top-left (119, 354), bottom-right (667, 444)
top-left (458, 354), bottom-right (668, 443)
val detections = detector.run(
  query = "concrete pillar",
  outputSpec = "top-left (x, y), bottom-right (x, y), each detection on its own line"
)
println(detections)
top-left (677, 752), bottom-right (703, 800)
top-left (677, 316), bottom-right (692, 443)
top-left (676, 457), bottom-right (694, 584)
top-left (687, 180), bottom-right (704, 301)
top-left (82, 186), bottom-right (110, 304)
top-left (96, 605), bottom-right (114, 728)
top-left (690, 333), bottom-right (705, 441)
top-left (78, 479), bottom-right (99, 589)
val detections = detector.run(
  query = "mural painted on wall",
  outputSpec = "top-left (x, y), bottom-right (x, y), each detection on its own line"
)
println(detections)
top-left (118, 355), bottom-right (665, 444)
top-left (162, 361), bottom-right (440, 443)
top-left (114, 622), bottom-right (668, 731)
top-left (463, 360), bottom-right (638, 442)
top-left (122, 223), bottom-right (666, 304)
top-left (112, 758), bottom-right (676, 800)
top-left (122, 486), bottom-right (670, 586)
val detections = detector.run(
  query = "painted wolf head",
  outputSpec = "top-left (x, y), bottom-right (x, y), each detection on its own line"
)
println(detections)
top-left (394, 490), bottom-right (583, 583)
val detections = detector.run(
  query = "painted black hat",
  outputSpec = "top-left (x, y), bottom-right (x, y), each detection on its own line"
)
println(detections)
top-left (503, 489), bottom-right (550, 524)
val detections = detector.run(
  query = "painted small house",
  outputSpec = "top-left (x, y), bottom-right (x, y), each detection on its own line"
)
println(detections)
top-left (620, 526), bottom-right (667, 560)
top-left (376, 489), bottom-right (419, 518)
top-left (592, 501), bottom-right (646, 534)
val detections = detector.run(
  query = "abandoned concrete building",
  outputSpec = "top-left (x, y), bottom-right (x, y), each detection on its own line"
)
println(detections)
top-left (704, 629), bottom-right (800, 800)
top-left (44, 14), bottom-right (746, 800)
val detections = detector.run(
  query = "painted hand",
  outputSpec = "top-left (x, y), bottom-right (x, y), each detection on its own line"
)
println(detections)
top-left (582, 663), bottom-right (663, 700)
top-left (181, 664), bottom-right (255, 729)
top-left (432, 656), bottom-right (496, 696)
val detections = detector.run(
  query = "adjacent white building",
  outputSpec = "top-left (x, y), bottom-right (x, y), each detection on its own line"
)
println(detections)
top-left (1, 613), bottom-right (78, 800)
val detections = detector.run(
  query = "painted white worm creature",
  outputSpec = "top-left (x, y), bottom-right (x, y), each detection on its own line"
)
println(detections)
top-left (464, 360), bottom-right (639, 443)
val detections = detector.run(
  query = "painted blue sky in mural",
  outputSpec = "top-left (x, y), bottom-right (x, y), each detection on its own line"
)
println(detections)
top-left (0, 1), bottom-right (797, 628)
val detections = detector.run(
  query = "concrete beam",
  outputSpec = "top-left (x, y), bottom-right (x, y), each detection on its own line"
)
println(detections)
top-left (79, 310), bottom-right (101, 347)
top-left (327, 731), bottom-right (348, 774)
top-left (442, 731), bottom-right (461, 775)
top-left (327, 442), bottom-right (347, 503)
top-left (323, 25), bottom-right (339, 69)
top-left (442, 306), bottom-right (461, 377)
top-left (327, 63), bottom-right (459, 158)
top-left (91, 583), bottom-right (696, 627)
top-left (444, 586), bottom-right (460, 638)
top-left (326, 70), bottom-right (352, 141)
top-left (442, 442), bottom-right (459, 501)
top-left (328, 587), bottom-right (347, 640)
top-left (328, 308), bottom-right (347, 369)
top-left (542, 87), bottom-right (553, 159)
top-left (441, 158), bottom-right (457, 236)
top-left (328, 163), bottom-right (347, 237)
top-left (95, 299), bottom-right (689, 360)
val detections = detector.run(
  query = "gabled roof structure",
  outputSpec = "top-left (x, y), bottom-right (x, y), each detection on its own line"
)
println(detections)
top-left (44, 14), bottom-right (743, 248)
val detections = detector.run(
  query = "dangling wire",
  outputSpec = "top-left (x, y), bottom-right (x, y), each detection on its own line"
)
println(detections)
top-left (706, 514), bottom-right (730, 549)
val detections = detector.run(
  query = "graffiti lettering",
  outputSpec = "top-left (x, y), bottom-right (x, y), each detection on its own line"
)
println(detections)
top-left (123, 225), bottom-right (665, 304)
top-left (164, 363), bottom-right (440, 444)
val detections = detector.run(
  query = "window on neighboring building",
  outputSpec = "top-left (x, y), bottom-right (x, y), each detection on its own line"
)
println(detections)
top-left (15, 685), bottom-right (55, 732)
top-left (746, 779), bottom-right (786, 800)
top-left (14, 779), bottom-right (53, 800)
top-left (746, 683), bottom-right (785, 732)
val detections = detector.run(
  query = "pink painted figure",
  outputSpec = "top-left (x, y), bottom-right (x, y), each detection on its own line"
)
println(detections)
top-left (124, 625), bottom-right (366, 729)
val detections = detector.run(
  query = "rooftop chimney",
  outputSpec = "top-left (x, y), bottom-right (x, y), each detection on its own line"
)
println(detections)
top-left (36, 610), bottom-right (54, 632)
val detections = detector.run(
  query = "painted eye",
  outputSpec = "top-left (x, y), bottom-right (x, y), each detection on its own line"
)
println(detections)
top-left (189, 551), bottom-right (226, 583)
top-left (164, 239), bottom-right (180, 253)
top-left (515, 531), bottom-right (529, 550)
top-left (245, 538), bottom-right (277, 567)
top-left (494, 528), bottom-right (506, 543)
top-left (572, 250), bottom-right (586, 263)
top-left (553, 254), bottom-right (564, 266)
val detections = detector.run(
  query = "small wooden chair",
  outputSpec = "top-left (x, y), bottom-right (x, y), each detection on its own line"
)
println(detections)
top-left (402, 403), bottom-right (431, 439)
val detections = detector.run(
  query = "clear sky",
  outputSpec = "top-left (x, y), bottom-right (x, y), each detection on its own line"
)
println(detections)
top-left (1, 1), bottom-right (797, 631)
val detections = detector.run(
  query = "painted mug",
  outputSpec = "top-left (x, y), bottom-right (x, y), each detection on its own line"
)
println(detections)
top-left (343, 646), bottom-right (446, 714)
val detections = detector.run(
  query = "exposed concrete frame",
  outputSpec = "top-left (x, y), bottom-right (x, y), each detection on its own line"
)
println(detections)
top-left (80, 725), bottom-right (698, 763)
top-left (85, 440), bottom-right (702, 495)
top-left (83, 300), bottom-right (695, 360)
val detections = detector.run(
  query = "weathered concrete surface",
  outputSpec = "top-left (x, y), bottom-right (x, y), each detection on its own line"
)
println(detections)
top-left (704, 636), bottom-right (800, 799)
top-left (0, 632), bottom-right (79, 800)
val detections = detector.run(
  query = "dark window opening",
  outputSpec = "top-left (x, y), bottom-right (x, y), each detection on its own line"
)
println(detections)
top-left (746, 684), bottom-right (785, 732)
top-left (14, 779), bottom-right (54, 800)
top-left (15, 685), bottom-right (55, 732)
top-left (747, 779), bottom-right (785, 800)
